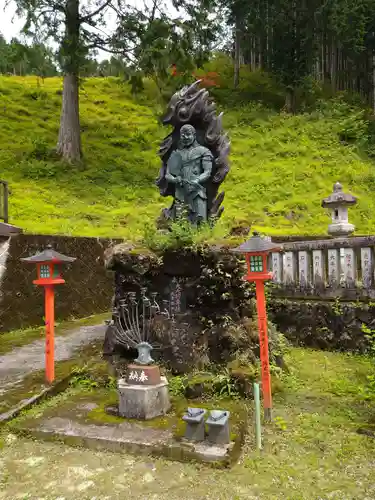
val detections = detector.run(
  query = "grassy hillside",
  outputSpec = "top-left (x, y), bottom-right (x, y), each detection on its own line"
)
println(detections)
top-left (1, 75), bottom-right (375, 240)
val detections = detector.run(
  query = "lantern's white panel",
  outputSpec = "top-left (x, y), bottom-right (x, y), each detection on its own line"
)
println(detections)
top-left (312, 250), bottom-right (324, 284)
top-left (298, 251), bottom-right (310, 286)
top-left (361, 247), bottom-right (372, 288)
top-left (271, 252), bottom-right (282, 283)
top-left (339, 248), bottom-right (345, 284)
top-left (342, 248), bottom-right (356, 286)
top-left (283, 251), bottom-right (295, 284)
top-left (327, 249), bottom-right (340, 285)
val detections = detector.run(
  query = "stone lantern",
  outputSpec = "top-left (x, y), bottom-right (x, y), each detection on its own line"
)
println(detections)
top-left (322, 182), bottom-right (357, 237)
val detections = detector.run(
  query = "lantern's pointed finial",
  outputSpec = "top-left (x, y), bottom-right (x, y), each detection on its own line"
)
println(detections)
top-left (333, 182), bottom-right (342, 192)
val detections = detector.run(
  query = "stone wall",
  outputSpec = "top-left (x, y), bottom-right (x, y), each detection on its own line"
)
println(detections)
top-left (268, 298), bottom-right (372, 353)
top-left (4, 228), bottom-right (373, 354)
top-left (0, 234), bottom-right (119, 332)
top-left (270, 234), bottom-right (375, 298)
top-left (266, 234), bottom-right (375, 352)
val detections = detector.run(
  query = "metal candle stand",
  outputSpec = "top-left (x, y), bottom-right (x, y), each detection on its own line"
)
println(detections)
top-left (182, 408), bottom-right (231, 445)
top-left (112, 288), bottom-right (171, 365)
top-left (110, 289), bottom-right (173, 420)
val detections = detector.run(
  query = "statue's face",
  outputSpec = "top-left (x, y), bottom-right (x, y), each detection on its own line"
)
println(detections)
top-left (180, 127), bottom-right (195, 148)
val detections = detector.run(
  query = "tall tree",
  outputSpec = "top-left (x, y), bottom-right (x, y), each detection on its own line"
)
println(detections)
top-left (0, 36), bottom-right (58, 76)
top-left (224, 0), bottom-right (375, 110)
top-left (113, 0), bottom-right (219, 92)
top-left (13, 0), bottom-right (119, 162)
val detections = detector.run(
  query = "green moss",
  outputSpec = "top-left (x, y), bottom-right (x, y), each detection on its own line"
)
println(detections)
top-left (185, 372), bottom-right (216, 397)
top-left (3, 346), bottom-right (375, 494)
top-left (0, 342), bottom-right (105, 418)
top-left (0, 312), bottom-right (109, 355)
top-left (8, 383), bottom-right (248, 450)
top-left (188, 373), bottom-right (216, 385)
top-left (1, 76), bottom-right (375, 239)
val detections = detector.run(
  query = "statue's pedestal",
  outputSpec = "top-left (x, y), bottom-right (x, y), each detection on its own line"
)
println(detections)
top-left (118, 376), bottom-right (170, 420)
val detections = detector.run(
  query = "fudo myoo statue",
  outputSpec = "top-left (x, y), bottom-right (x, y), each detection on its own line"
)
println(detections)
top-left (166, 124), bottom-right (213, 224)
top-left (156, 81), bottom-right (230, 226)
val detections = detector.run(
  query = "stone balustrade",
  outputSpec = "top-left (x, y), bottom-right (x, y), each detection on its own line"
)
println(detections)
top-left (269, 236), bottom-right (375, 299)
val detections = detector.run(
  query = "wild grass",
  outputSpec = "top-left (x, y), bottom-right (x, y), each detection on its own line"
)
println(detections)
top-left (1, 75), bottom-right (375, 240)
top-left (1, 345), bottom-right (375, 498)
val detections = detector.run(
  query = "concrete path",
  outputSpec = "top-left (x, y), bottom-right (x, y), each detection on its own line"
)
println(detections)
top-left (0, 324), bottom-right (106, 396)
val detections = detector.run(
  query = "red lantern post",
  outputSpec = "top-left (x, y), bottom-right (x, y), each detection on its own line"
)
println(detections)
top-left (21, 245), bottom-right (76, 383)
top-left (234, 232), bottom-right (282, 421)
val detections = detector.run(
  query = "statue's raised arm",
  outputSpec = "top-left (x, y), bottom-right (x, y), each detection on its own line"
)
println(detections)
top-left (156, 81), bottom-right (230, 226)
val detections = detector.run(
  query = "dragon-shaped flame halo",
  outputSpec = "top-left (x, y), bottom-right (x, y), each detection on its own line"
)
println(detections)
top-left (156, 80), bottom-right (230, 222)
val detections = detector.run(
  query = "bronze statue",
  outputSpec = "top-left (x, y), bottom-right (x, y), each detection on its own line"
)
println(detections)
top-left (156, 81), bottom-right (230, 225)
top-left (166, 124), bottom-right (213, 224)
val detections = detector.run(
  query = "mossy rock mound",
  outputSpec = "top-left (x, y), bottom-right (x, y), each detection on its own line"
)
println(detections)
top-left (184, 372), bottom-right (216, 398)
top-left (227, 361), bottom-right (258, 398)
top-left (104, 243), bottom-right (161, 274)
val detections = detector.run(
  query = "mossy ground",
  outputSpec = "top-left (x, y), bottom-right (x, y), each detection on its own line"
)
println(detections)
top-left (1, 346), bottom-right (375, 498)
top-left (2, 76), bottom-right (375, 240)
top-left (0, 340), bottom-right (105, 415)
top-left (0, 312), bottom-right (109, 355)
top-left (8, 386), bottom-right (244, 444)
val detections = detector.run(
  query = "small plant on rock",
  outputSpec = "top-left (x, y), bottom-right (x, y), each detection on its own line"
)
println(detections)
top-left (213, 368), bottom-right (239, 399)
top-left (69, 367), bottom-right (99, 391)
top-left (168, 375), bottom-right (188, 397)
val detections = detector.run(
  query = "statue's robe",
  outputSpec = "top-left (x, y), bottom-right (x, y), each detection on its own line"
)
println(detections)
top-left (166, 141), bottom-right (213, 222)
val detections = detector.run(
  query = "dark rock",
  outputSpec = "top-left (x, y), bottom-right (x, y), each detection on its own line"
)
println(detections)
top-left (269, 299), bottom-right (375, 352)
top-left (229, 225), bottom-right (251, 237)
top-left (103, 244), bottom-right (285, 374)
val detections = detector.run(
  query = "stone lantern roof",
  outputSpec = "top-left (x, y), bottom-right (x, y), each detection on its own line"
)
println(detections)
top-left (21, 244), bottom-right (76, 264)
top-left (233, 232), bottom-right (282, 253)
top-left (321, 182), bottom-right (357, 208)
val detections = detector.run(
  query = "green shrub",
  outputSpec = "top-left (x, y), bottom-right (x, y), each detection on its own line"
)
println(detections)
top-left (142, 218), bottom-right (227, 252)
top-left (168, 375), bottom-right (188, 397)
top-left (29, 137), bottom-right (50, 160)
top-left (69, 368), bottom-right (99, 391)
top-left (17, 159), bottom-right (65, 180)
top-left (213, 368), bottom-right (240, 399)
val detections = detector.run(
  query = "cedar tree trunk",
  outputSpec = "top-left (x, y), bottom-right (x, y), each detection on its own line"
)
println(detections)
top-left (56, 0), bottom-right (82, 162)
top-left (234, 18), bottom-right (241, 88)
top-left (57, 72), bottom-right (81, 162)
top-left (285, 87), bottom-right (296, 114)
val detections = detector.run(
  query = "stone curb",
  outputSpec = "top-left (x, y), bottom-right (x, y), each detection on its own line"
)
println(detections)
top-left (0, 374), bottom-right (74, 425)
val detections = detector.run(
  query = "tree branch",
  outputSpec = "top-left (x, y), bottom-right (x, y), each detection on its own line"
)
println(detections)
top-left (86, 42), bottom-right (129, 56)
top-left (80, 0), bottom-right (112, 22)
top-left (150, 0), bottom-right (158, 22)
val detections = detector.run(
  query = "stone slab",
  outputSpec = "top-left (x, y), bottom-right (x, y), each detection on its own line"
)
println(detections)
top-left (16, 415), bottom-right (236, 466)
top-left (118, 376), bottom-right (170, 420)
top-left (7, 388), bottom-right (247, 468)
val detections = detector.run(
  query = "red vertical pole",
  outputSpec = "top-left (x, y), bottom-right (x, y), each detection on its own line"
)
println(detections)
top-left (255, 279), bottom-right (272, 421)
top-left (45, 285), bottom-right (55, 383)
